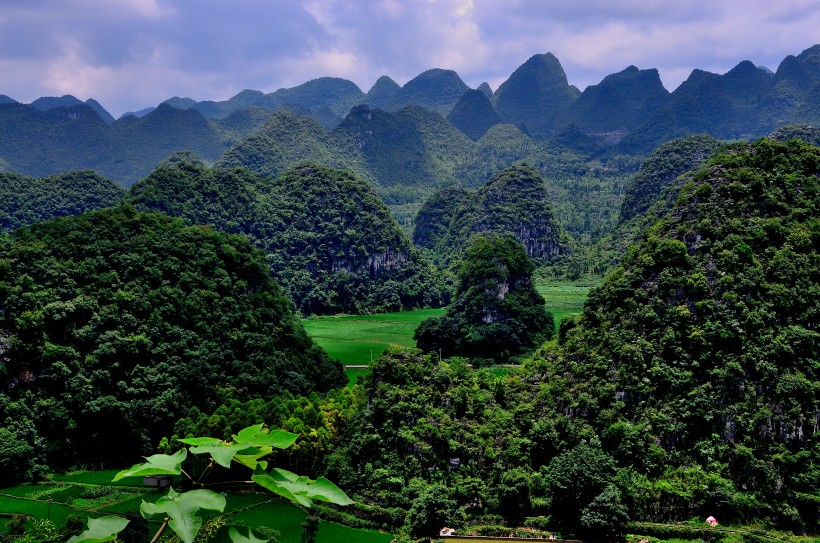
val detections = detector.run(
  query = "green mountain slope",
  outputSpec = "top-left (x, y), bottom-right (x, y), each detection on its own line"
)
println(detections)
top-left (412, 188), bottom-right (471, 249)
top-left (619, 134), bottom-right (722, 222)
top-left (0, 103), bottom-right (112, 177)
top-left (385, 69), bottom-right (470, 116)
top-left (0, 170), bottom-right (125, 233)
top-left (126, 160), bottom-right (448, 314)
top-left (423, 164), bottom-right (573, 264)
top-left (216, 110), bottom-right (346, 179)
top-left (362, 75), bottom-right (402, 109)
top-left (447, 89), bottom-right (502, 140)
top-left (0, 205), bottom-right (344, 470)
top-left (545, 137), bottom-right (820, 527)
top-left (164, 77), bottom-right (365, 128)
top-left (0, 102), bottom-right (233, 185)
top-left (493, 52), bottom-right (579, 136)
top-left (567, 66), bottom-right (669, 132)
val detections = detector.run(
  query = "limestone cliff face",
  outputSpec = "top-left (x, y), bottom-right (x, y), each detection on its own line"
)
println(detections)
top-left (128, 160), bottom-right (447, 314)
top-left (331, 249), bottom-right (410, 276)
top-left (423, 164), bottom-right (572, 263)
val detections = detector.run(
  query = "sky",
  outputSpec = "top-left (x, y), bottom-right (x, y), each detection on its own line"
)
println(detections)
top-left (0, 0), bottom-right (818, 118)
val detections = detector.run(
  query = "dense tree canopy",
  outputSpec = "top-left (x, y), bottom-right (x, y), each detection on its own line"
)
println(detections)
top-left (416, 164), bottom-right (573, 267)
top-left (0, 170), bottom-right (125, 233)
top-left (0, 206), bottom-right (344, 474)
top-left (543, 137), bottom-right (820, 530)
top-left (127, 160), bottom-right (448, 314)
top-left (415, 233), bottom-right (553, 364)
top-left (326, 137), bottom-right (820, 538)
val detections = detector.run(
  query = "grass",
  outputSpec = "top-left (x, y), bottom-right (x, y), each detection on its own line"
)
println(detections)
top-left (228, 496), bottom-right (392, 543)
top-left (0, 494), bottom-right (82, 527)
top-left (534, 279), bottom-right (598, 314)
top-left (302, 308), bottom-right (444, 367)
top-left (315, 521), bottom-right (393, 543)
top-left (303, 281), bottom-right (596, 373)
top-left (50, 469), bottom-right (147, 487)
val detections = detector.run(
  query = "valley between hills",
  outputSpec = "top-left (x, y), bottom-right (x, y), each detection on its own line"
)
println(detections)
top-left (1, 45), bottom-right (820, 543)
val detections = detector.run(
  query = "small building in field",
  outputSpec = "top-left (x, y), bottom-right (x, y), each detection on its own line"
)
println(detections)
top-left (143, 476), bottom-right (172, 488)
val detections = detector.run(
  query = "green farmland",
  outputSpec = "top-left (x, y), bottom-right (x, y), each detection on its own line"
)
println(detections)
top-left (303, 280), bottom-right (595, 377)
top-left (302, 308), bottom-right (445, 366)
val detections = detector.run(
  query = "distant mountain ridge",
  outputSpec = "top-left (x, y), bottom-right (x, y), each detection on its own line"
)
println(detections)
top-left (0, 44), bottom-right (817, 187)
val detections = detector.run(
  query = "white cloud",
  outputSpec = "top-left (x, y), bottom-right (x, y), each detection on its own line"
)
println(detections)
top-left (0, 0), bottom-right (817, 114)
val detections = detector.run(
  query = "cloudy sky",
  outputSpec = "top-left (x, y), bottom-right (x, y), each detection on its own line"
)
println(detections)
top-left (1, 0), bottom-right (818, 117)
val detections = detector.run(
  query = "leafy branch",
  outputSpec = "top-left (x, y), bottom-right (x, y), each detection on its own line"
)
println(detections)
top-left (69, 424), bottom-right (352, 543)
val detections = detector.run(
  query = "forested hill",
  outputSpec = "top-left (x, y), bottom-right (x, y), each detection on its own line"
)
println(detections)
top-left (218, 107), bottom-right (628, 246)
top-left (0, 206), bottom-right (344, 475)
top-left (325, 137), bottom-right (820, 537)
top-left (126, 159), bottom-right (449, 314)
top-left (0, 170), bottom-right (125, 233)
top-left (414, 164), bottom-right (573, 264)
top-left (543, 137), bottom-right (820, 526)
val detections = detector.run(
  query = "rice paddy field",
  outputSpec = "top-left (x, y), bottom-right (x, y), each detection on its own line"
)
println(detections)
top-left (302, 308), bottom-right (445, 380)
top-left (0, 473), bottom-right (392, 543)
top-left (303, 280), bottom-right (596, 377)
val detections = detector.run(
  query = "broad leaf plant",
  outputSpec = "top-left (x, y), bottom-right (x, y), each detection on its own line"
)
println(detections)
top-left (68, 424), bottom-right (352, 543)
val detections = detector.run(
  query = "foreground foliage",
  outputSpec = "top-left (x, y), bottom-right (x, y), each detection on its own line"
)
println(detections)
top-left (67, 424), bottom-right (352, 543)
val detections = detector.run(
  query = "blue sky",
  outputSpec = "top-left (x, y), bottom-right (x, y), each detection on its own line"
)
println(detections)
top-left (1, 0), bottom-right (818, 117)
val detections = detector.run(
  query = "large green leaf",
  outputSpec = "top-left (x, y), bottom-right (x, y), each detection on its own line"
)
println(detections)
top-left (180, 424), bottom-right (297, 469)
top-left (252, 466), bottom-right (353, 507)
top-left (113, 449), bottom-right (187, 481)
top-left (140, 487), bottom-right (226, 543)
top-left (185, 443), bottom-right (246, 468)
top-left (233, 424), bottom-right (298, 449)
top-left (66, 516), bottom-right (129, 543)
top-left (212, 526), bottom-right (270, 543)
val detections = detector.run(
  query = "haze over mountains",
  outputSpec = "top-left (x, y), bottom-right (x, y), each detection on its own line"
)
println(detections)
top-left (1, 45), bottom-right (817, 186)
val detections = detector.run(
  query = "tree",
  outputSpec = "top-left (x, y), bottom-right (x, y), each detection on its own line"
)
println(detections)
top-left (545, 442), bottom-right (618, 537)
top-left (405, 484), bottom-right (464, 541)
top-left (414, 233), bottom-right (553, 363)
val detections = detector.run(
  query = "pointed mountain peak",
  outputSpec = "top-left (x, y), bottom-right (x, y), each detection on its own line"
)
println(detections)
top-left (363, 75), bottom-right (401, 109)
top-left (386, 68), bottom-right (470, 115)
top-left (84, 98), bottom-right (115, 124)
top-left (774, 54), bottom-right (816, 88)
top-left (726, 59), bottom-right (768, 77)
top-left (477, 82), bottom-right (493, 99)
top-left (493, 52), bottom-right (576, 135)
top-left (447, 89), bottom-right (502, 140)
top-left (369, 75), bottom-right (400, 92)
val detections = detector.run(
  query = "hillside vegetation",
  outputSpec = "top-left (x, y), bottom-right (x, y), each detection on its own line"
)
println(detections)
top-left (414, 164), bottom-right (573, 266)
top-left (0, 206), bottom-right (344, 477)
top-left (127, 160), bottom-right (448, 314)
top-left (0, 170), bottom-right (125, 233)
top-left (314, 137), bottom-right (820, 537)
